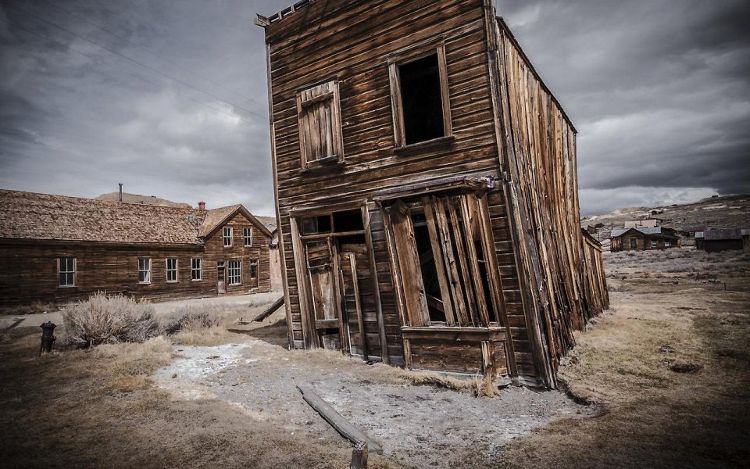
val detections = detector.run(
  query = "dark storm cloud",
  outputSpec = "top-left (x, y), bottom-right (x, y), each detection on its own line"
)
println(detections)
top-left (0, 0), bottom-right (290, 215)
top-left (500, 0), bottom-right (750, 213)
top-left (0, 1), bottom-right (748, 216)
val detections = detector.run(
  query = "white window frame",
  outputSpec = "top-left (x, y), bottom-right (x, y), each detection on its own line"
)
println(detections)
top-left (191, 258), bottom-right (202, 281)
top-left (223, 226), bottom-right (233, 247)
top-left (138, 257), bottom-right (151, 284)
top-left (244, 227), bottom-right (253, 247)
top-left (58, 257), bottom-right (76, 288)
top-left (227, 259), bottom-right (241, 286)
top-left (166, 257), bottom-right (178, 283)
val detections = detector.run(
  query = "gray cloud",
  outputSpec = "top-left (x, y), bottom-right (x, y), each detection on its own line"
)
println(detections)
top-left (501, 0), bottom-right (750, 213)
top-left (0, 1), bottom-right (748, 216)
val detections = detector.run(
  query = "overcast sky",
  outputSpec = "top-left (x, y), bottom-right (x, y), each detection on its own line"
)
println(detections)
top-left (1, 1), bottom-right (748, 216)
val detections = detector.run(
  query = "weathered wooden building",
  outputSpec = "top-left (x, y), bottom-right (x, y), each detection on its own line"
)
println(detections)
top-left (610, 227), bottom-right (680, 252)
top-left (695, 229), bottom-right (749, 252)
top-left (259, 0), bottom-right (608, 388)
top-left (0, 190), bottom-right (272, 305)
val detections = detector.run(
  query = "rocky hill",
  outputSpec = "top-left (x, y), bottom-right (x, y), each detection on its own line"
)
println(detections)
top-left (582, 194), bottom-right (750, 242)
top-left (96, 192), bottom-right (192, 208)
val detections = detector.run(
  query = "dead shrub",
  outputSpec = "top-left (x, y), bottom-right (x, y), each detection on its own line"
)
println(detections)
top-left (162, 306), bottom-right (220, 335)
top-left (472, 375), bottom-right (500, 397)
top-left (62, 293), bottom-right (159, 347)
top-left (396, 369), bottom-right (477, 392)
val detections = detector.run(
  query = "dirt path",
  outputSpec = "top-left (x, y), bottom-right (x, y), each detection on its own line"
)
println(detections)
top-left (154, 338), bottom-right (589, 468)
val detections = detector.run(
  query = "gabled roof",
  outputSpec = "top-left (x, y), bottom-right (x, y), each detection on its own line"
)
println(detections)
top-left (610, 226), bottom-right (678, 239)
top-left (198, 204), bottom-right (273, 239)
top-left (0, 189), bottom-right (269, 245)
top-left (703, 229), bottom-right (743, 241)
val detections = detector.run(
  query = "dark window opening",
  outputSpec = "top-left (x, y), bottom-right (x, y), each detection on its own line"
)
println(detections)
top-left (399, 53), bottom-right (445, 145)
top-left (333, 209), bottom-right (364, 232)
top-left (411, 211), bottom-right (445, 322)
top-left (301, 215), bottom-right (331, 235)
top-left (337, 234), bottom-right (366, 246)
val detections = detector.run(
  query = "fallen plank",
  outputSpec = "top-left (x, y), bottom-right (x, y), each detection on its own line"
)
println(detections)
top-left (296, 383), bottom-right (382, 454)
top-left (252, 296), bottom-right (284, 322)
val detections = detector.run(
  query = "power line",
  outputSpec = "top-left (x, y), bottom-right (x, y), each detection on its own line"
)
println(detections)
top-left (38, 0), bottom-right (265, 110)
top-left (7, 3), bottom-right (267, 121)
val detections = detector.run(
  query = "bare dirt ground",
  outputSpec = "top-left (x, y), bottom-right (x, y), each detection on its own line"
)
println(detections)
top-left (1, 248), bottom-right (748, 468)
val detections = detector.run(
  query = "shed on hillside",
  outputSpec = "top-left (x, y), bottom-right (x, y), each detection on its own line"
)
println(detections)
top-left (696, 229), bottom-right (748, 252)
top-left (610, 227), bottom-right (680, 252)
top-left (258, 0), bottom-right (608, 388)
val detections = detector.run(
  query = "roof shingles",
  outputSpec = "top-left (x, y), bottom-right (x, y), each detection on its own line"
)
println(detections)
top-left (0, 190), bottom-right (255, 245)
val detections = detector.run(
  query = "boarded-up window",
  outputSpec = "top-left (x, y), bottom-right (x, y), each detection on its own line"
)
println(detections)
top-left (386, 194), bottom-right (504, 328)
top-left (389, 45), bottom-right (452, 147)
top-left (58, 257), bottom-right (76, 287)
top-left (296, 80), bottom-right (344, 168)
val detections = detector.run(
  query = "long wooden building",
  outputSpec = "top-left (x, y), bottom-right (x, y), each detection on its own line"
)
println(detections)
top-left (258, 0), bottom-right (608, 388)
top-left (0, 190), bottom-right (273, 305)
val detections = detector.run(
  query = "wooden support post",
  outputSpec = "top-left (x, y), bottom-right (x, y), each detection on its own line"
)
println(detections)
top-left (297, 384), bottom-right (383, 454)
top-left (351, 441), bottom-right (368, 469)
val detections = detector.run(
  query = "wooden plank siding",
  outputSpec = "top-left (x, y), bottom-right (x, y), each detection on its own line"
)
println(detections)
top-left (0, 211), bottom-right (272, 305)
top-left (266, 0), bottom-right (516, 367)
top-left (262, 0), bottom-right (608, 386)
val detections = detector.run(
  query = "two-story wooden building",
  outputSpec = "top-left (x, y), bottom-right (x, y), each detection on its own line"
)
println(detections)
top-left (0, 190), bottom-right (273, 305)
top-left (259, 0), bottom-right (608, 388)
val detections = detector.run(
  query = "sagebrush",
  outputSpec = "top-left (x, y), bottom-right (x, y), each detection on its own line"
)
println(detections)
top-left (62, 293), bottom-right (159, 347)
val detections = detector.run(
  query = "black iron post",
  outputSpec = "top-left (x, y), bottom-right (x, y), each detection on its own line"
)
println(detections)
top-left (40, 321), bottom-right (56, 355)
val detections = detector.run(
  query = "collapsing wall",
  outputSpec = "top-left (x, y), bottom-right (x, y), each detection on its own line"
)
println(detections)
top-left (493, 18), bottom-right (608, 387)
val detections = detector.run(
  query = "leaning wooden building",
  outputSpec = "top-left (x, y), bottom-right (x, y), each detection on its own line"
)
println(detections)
top-left (259, 0), bottom-right (608, 388)
top-left (0, 190), bottom-right (273, 305)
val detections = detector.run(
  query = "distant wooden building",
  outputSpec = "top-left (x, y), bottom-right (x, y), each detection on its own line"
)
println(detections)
top-left (610, 227), bottom-right (680, 251)
top-left (259, 0), bottom-right (608, 388)
top-left (0, 190), bottom-right (273, 305)
top-left (696, 229), bottom-right (749, 252)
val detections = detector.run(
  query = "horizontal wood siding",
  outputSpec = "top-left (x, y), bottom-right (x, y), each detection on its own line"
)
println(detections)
top-left (0, 212), bottom-right (271, 305)
top-left (266, 0), bottom-right (511, 366)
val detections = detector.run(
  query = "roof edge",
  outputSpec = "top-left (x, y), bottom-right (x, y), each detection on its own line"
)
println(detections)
top-left (496, 16), bottom-right (578, 134)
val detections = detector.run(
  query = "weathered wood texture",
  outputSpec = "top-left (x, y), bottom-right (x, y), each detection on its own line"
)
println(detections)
top-left (262, 0), bottom-right (608, 387)
top-left (491, 18), bottom-right (607, 387)
top-left (266, 0), bottom-right (514, 366)
top-left (0, 211), bottom-right (271, 305)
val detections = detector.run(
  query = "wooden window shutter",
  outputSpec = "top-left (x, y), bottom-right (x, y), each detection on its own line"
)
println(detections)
top-left (296, 80), bottom-right (344, 168)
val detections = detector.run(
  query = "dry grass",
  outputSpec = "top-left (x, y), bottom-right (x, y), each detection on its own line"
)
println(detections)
top-left (62, 293), bottom-right (159, 347)
top-left (491, 250), bottom-right (750, 468)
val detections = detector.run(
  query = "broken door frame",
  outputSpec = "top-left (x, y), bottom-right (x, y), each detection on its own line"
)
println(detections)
top-left (289, 202), bottom-right (387, 360)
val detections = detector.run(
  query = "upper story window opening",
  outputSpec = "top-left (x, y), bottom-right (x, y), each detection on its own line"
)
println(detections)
top-left (389, 44), bottom-right (452, 148)
top-left (223, 226), bottom-right (233, 247)
top-left (244, 227), bottom-right (253, 247)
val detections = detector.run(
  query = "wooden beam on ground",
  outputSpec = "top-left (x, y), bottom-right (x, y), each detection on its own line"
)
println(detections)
top-left (297, 384), bottom-right (382, 455)
top-left (252, 296), bottom-right (285, 322)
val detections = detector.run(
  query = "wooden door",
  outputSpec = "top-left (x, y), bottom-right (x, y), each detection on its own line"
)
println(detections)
top-left (339, 248), bottom-right (368, 360)
top-left (305, 240), bottom-right (343, 350)
top-left (217, 261), bottom-right (226, 294)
